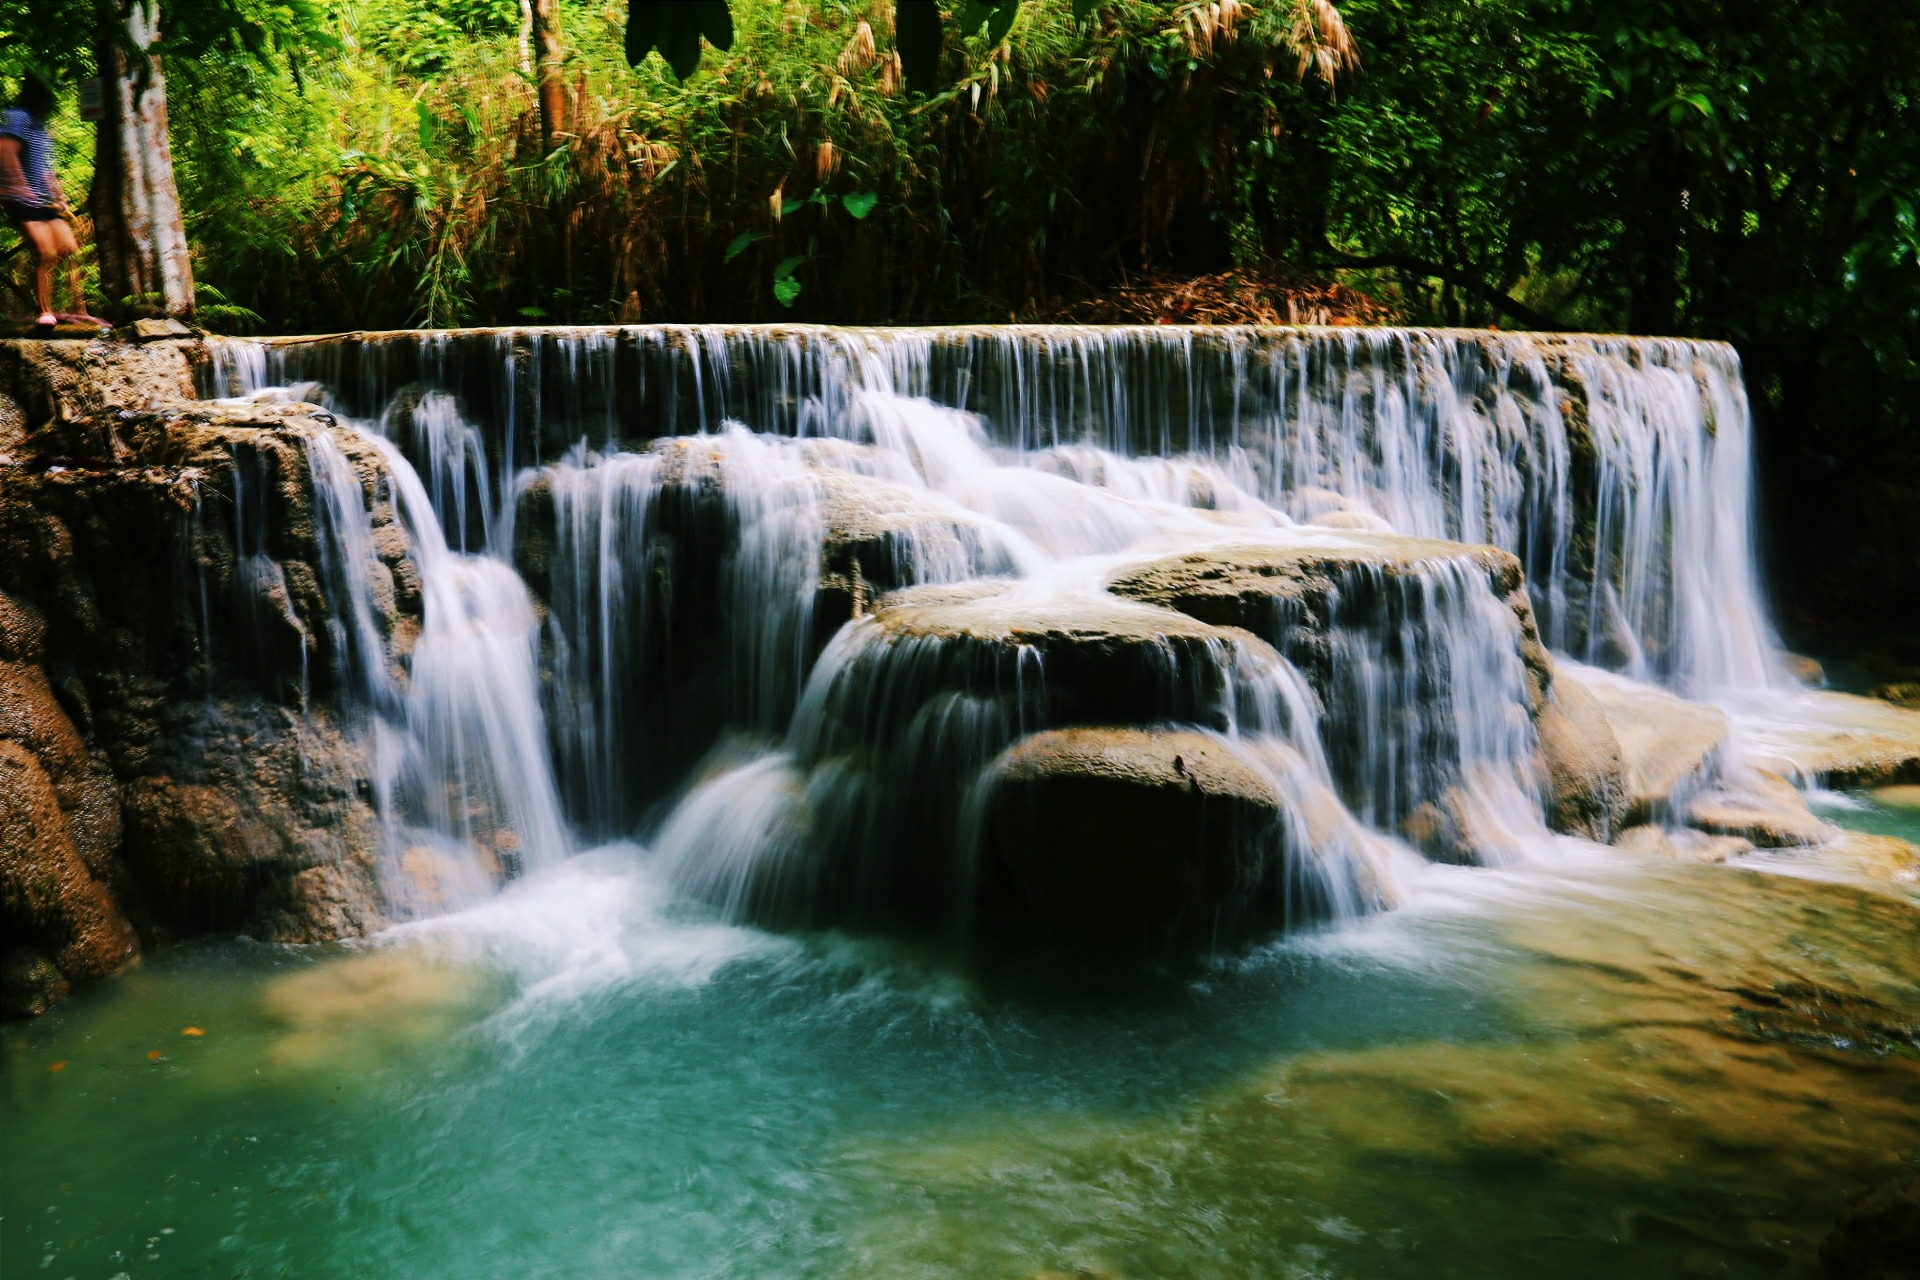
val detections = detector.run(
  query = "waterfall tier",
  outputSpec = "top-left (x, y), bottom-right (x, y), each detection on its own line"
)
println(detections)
top-left (207, 325), bottom-right (1702, 949)
top-left (10, 324), bottom-right (1870, 985)
top-left (218, 324), bottom-right (1781, 695)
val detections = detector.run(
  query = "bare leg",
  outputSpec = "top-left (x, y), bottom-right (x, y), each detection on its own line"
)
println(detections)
top-left (23, 220), bottom-right (59, 322)
top-left (33, 253), bottom-right (53, 320)
top-left (64, 258), bottom-right (88, 316)
top-left (47, 219), bottom-right (86, 317)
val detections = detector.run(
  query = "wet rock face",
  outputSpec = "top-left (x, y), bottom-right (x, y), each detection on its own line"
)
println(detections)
top-left (0, 588), bottom-right (136, 1016)
top-left (976, 728), bottom-right (1295, 951)
top-left (1535, 670), bottom-right (1630, 841)
top-left (0, 740), bottom-right (135, 1013)
top-left (1556, 663), bottom-right (1730, 823)
top-left (1, 339), bottom-right (406, 1013)
top-left (1107, 538), bottom-right (1602, 846)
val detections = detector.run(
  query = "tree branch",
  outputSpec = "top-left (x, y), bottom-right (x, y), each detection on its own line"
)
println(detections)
top-left (1317, 247), bottom-right (1573, 332)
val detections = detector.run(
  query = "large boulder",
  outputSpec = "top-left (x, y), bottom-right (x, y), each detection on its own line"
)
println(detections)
top-left (1556, 663), bottom-right (1729, 822)
top-left (720, 585), bottom-right (1300, 938)
top-left (0, 740), bottom-right (135, 1015)
top-left (0, 344), bottom-right (403, 1011)
top-left (976, 727), bottom-right (1292, 950)
top-left (1535, 667), bottom-right (1630, 841)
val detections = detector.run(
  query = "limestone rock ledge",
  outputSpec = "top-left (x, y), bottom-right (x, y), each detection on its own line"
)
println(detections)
top-left (1107, 537), bottom-right (1631, 845)
top-left (1, 338), bottom-right (414, 1016)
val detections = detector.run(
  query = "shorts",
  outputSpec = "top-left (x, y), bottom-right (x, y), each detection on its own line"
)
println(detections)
top-left (3, 202), bottom-right (62, 225)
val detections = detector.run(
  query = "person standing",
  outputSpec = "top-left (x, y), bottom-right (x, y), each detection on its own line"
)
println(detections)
top-left (0, 77), bottom-right (95, 329)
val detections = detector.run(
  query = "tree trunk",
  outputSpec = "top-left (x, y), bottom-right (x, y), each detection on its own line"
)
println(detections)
top-left (531, 0), bottom-right (567, 151)
top-left (93, 0), bottom-right (194, 318)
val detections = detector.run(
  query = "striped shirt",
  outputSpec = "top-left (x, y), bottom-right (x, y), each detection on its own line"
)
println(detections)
top-left (0, 108), bottom-right (55, 206)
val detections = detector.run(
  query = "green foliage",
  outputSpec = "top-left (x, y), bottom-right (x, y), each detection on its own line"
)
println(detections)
top-left (358, 0), bottom-right (521, 77)
top-left (194, 280), bottom-right (265, 331)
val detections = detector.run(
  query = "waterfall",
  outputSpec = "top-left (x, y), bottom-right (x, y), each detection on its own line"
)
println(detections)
top-left (208, 324), bottom-right (1785, 942)
top-left (305, 422), bottom-right (570, 917)
top-left (237, 325), bottom-right (1781, 696)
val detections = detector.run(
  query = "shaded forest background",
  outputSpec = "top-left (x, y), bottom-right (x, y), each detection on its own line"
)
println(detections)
top-left (2, 0), bottom-right (1918, 645)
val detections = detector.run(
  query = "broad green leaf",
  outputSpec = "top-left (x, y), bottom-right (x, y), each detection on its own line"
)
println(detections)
top-left (773, 276), bottom-right (803, 307)
top-left (724, 231), bottom-right (763, 262)
top-left (625, 0), bottom-right (664, 67)
top-left (842, 192), bottom-right (879, 219)
top-left (773, 255), bottom-right (805, 280)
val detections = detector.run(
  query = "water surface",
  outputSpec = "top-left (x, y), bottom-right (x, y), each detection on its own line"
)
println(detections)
top-left (7, 836), bottom-right (1919, 1280)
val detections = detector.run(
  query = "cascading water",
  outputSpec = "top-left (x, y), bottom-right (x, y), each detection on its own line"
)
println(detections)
top-left (302, 423), bottom-right (570, 917)
top-left (210, 324), bottom-right (1790, 943)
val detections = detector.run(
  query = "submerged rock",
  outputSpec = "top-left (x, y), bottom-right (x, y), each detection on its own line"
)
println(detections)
top-left (1611, 823), bottom-right (1755, 864)
top-left (1820, 1173), bottom-right (1920, 1280)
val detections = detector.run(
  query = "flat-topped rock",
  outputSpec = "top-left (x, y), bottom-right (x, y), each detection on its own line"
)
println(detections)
top-left (1107, 532), bottom-right (1527, 624)
top-left (1106, 534), bottom-right (1624, 847)
top-left (1686, 768), bottom-right (1837, 848)
top-left (1728, 690), bottom-right (1920, 788)
top-left (1104, 533), bottom-right (1552, 717)
top-left (1556, 664), bottom-right (1730, 821)
top-left (855, 582), bottom-right (1279, 733)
